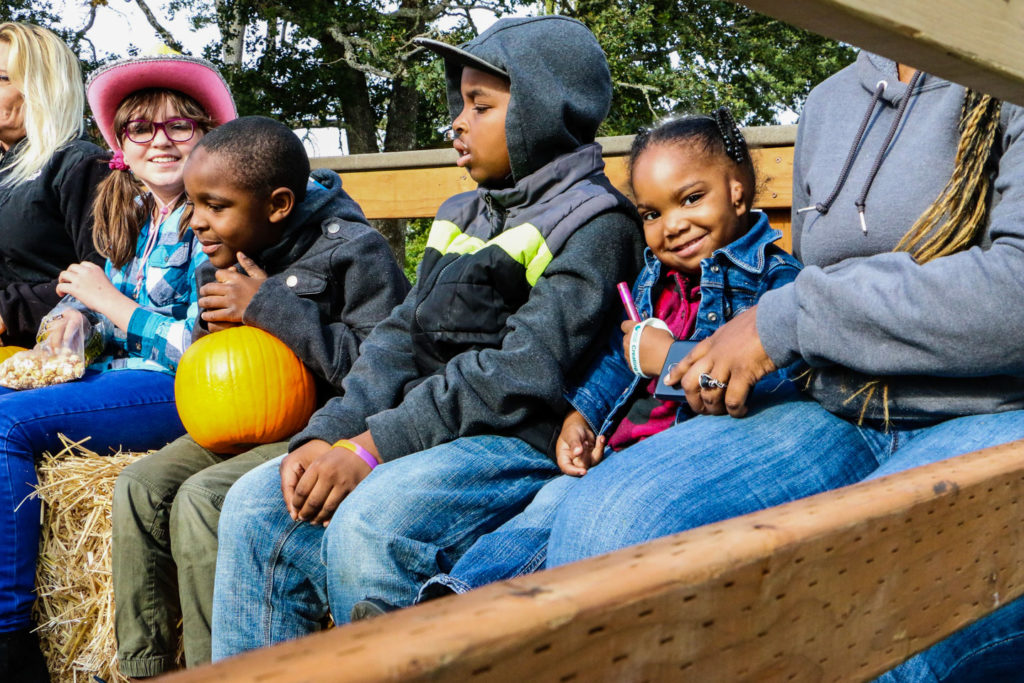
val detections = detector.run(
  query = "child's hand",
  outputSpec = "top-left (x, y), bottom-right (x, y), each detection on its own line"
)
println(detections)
top-left (199, 252), bottom-right (268, 326)
top-left (41, 309), bottom-right (86, 349)
top-left (620, 319), bottom-right (675, 377)
top-left (280, 433), bottom-right (379, 526)
top-left (556, 410), bottom-right (603, 476)
top-left (280, 439), bottom-right (330, 519)
top-left (57, 262), bottom-right (120, 311)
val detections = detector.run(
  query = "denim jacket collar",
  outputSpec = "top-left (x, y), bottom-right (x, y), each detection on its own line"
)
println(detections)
top-left (712, 211), bottom-right (781, 275)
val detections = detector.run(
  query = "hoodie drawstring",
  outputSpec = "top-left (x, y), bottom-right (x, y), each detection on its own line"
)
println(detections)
top-left (798, 79), bottom-right (888, 217)
top-left (799, 70), bottom-right (922, 236)
top-left (855, 69), bottom-right (923, 234)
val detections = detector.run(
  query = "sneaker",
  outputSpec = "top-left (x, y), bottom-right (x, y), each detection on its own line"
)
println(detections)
top-left (350, 598), bottom-right (399, 622)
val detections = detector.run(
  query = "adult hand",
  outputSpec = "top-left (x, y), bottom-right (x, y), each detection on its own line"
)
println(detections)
top-left (57, 262), bottom-right (120, 311)
top-left (555, 410), bottom-right (603, 476)
top-left (665, 306), bottom-right (776, 417)
top-left (620, 319), bottom-right (674, 378)
top-left (198, 253), bottom-right (268, 326)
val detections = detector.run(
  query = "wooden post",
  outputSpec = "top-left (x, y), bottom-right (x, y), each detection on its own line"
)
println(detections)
top-left (729, 0), bottom-right (1024, 105)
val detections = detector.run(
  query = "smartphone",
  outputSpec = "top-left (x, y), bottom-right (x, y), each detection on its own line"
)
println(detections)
top-left (652, 340), bottom-right (698, 401)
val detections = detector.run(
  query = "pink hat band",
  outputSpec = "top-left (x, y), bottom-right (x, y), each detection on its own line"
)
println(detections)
top-left (86, 53), bottom-right (237, 151)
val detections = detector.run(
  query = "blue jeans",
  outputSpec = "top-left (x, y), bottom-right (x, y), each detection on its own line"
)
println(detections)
top-left (422, 382), bottom-right (807, 598)
top-left (541, 395), bottom-right (1024, 681)
top-left (0, 369), bottom-right (184, 632)
top-left (211, 436), bottom-right (559, 659)
top-left (419, 473), bottom-right (578, 600)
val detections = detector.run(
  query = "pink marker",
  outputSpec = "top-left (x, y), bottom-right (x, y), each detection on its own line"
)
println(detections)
top-left (617, 282), bottom-right (641, 322)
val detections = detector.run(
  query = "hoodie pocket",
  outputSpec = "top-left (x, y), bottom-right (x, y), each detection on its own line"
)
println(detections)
top-left (276, 269), bottom-right (328, 297)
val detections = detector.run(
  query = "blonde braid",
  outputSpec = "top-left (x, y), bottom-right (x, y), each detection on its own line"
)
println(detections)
top-left (894, 90), bottom-right (1002, 263)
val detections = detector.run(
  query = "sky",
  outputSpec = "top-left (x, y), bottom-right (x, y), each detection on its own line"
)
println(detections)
top-left (60, 0), bottom-right (510, 156)
top-left (63, 0), bottom-right (351, 156)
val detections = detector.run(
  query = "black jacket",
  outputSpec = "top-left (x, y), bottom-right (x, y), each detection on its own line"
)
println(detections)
top-left (0, 138), bottom-right (109, 345)
top-left (195, 169), bottom-right (409, 401)
top-left (292, 17), bottom-right (645, 459)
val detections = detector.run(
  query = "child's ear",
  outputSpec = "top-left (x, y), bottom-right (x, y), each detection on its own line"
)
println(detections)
top-left (267, 187), bottom-right (295, 224)
top-left (730, 178), bottom-right (748, 217)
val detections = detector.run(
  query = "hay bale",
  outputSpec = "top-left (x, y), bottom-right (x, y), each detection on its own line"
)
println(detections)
top-left (30, 436), bottom-right (147, 683)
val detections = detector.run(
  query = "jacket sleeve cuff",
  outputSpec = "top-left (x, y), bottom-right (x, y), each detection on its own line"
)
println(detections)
top-left (756, 286), bottom-right (802, 370)
top-left (241, 279), bottom-right (283, 327)
top-left (365, 408), bottom-right (423, 462)
top-left (126, 307), bottom-right (161, 358)
top-left (289, 400), bottom-right (367, 451)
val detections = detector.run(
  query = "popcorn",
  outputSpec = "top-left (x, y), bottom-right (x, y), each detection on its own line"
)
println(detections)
top-left (0, 348), bottom-right (86, 389)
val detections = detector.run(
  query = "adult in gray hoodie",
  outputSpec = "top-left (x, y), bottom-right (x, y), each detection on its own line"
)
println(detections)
top-left (545, 52), bottom-right (1024, 679)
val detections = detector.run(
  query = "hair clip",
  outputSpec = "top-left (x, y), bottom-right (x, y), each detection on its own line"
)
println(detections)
top-left (108, 150), bottom-right (129, 171)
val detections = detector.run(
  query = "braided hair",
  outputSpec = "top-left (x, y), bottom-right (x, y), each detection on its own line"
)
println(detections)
top-left (894, 90), bottom-right (1002, 263)
top-left (628, 107), bottom-right (757, 206)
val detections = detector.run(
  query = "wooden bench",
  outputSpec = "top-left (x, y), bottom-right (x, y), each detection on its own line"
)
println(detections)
top-left (164, 438), bottom-right (1024, 682)
top-left (312, 125), bottom-right (798, 254)
top-left (156, 121), bottom-right (1024, 681)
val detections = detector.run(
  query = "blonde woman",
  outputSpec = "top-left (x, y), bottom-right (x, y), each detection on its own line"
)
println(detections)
top-left (0, 22), bottom-right (109, 347)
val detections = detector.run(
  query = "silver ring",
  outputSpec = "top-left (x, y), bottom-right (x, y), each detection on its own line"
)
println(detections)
top-left (699, 373), bottom-right (727, 390)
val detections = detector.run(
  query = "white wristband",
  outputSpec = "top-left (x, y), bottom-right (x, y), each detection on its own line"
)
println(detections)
top-left (628, 317), bottom-right (672, 378)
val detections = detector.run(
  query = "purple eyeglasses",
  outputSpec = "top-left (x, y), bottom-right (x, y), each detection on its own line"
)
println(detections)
top-left (122, 117), bottom-right (198, 144)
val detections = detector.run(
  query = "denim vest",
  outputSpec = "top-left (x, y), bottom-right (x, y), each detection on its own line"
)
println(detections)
top-left (565, 211), bottom-right (802, 435)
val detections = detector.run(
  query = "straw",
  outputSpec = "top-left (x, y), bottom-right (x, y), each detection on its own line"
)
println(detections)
top-left (29, 435), bottom-right (181, 683)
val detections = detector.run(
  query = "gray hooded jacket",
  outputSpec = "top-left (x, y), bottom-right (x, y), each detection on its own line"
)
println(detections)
top-left (293, 16), bottom-right (645, 459)
top-left (758, 51), bottom-right (1024, 423)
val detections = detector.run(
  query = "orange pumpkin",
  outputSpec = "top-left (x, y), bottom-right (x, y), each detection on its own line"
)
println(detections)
top-left (0, 346), bottom-right (28, 364)
top-left (174, 327), bottom-right (316, 454)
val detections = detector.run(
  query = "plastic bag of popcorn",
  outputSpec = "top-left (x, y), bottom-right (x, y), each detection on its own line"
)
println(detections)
top-left (0, 301), bottom-right (104, 389)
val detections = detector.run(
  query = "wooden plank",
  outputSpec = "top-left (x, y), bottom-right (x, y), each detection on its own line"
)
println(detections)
top-left (729, 0), bottom-right (1024, 106)
top-left (310, 126), bottom-right (797, 173)
top-left (339, 146), bottom-right (794, 220)
top-left (163, 439), bottom-right (1024, 682)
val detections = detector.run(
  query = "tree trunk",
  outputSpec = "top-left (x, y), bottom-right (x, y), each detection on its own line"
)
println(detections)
top-left (376, 77), bottom-right (421, 266)
top-left (215, 0), bottom-right (246, 65)
top-left (335, 65), bottom-right (378, 154)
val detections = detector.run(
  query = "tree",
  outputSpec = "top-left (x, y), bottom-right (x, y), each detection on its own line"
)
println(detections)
top-left (12, 0), bottom-right (852, 266)
top-left (551, 0), bottom-right (855, 134)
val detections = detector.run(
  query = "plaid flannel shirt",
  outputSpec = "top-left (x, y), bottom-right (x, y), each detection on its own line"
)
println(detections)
top-left (85, 202), bottom-right (204, 374)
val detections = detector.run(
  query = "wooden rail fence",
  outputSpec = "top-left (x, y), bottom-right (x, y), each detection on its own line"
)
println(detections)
top-left (312, 126), bottom-right (798, 254)
top-left (165, 439), bottom-right (1024, 682)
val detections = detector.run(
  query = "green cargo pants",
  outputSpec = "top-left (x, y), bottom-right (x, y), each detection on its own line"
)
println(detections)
top-left (111, 434), bottom-right (287, 677)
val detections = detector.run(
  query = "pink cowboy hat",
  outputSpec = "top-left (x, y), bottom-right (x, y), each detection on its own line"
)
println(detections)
top-left (86, 51), bottom-right (237, 151)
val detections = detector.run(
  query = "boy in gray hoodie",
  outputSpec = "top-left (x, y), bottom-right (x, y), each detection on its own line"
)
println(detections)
top-left (211, 16), bottom-right (645, 657)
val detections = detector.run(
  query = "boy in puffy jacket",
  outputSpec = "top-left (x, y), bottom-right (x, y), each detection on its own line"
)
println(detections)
top-left (111, 116), bottom-right (408, 674)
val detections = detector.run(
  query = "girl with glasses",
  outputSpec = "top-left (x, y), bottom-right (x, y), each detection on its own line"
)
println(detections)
top-left (0, 50), bottom-right (235, 682)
